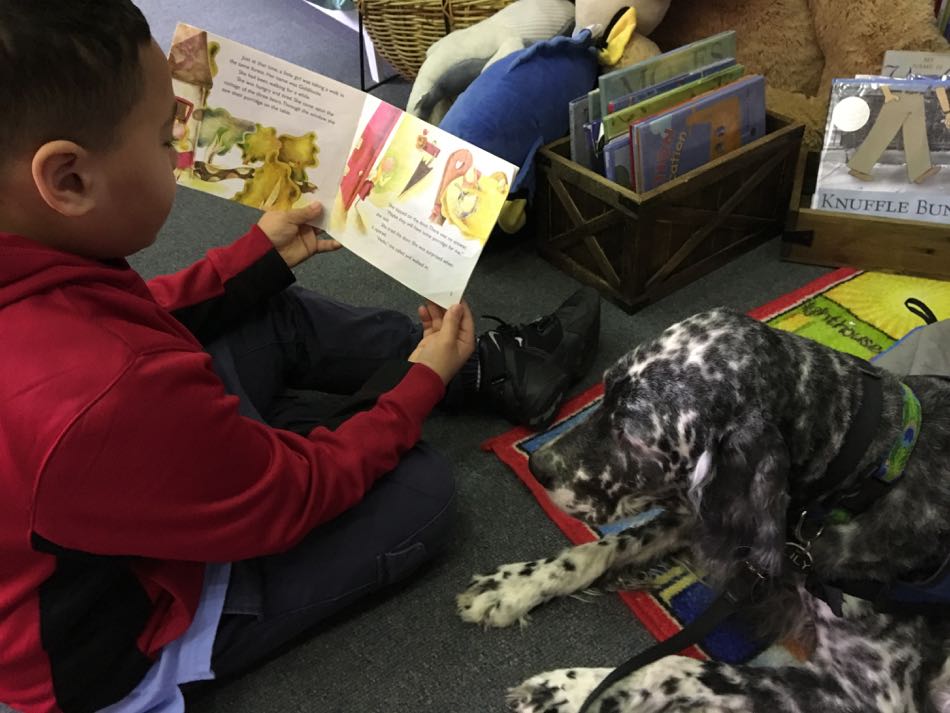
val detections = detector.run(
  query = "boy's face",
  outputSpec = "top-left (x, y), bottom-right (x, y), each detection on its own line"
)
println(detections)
top-left (92, 39), bottom-right (179, 257)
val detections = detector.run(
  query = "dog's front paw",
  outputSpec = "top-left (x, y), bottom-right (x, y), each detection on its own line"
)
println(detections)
top-left (457, 562), bottom-right (548, 627)
top-left (506, 668), bottom-right (611, 713)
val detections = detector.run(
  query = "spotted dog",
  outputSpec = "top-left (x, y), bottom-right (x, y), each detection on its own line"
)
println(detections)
top-left (458, 308), bottom-right (950, 712)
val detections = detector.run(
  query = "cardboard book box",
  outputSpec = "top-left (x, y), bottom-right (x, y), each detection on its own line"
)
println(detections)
top-left (533, 113), bottom-right (805, 312)
top-left (783, 151), bottom-right (950, 280)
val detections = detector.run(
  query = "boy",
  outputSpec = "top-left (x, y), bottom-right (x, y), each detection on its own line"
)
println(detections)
top-left (0, 1), bottom-right (599, 711)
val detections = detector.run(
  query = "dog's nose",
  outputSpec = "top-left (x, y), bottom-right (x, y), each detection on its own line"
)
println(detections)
top-left (528, 446), bottom-right (559, 489)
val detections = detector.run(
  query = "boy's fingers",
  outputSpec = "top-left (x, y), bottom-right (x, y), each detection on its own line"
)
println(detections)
top-left (436, 303), bottom-right (462, 342)
top-left (287, 202), bottom-right (323, 224)
top-left (419, 304), bottom-right (437, 337)
top-left (456, 301), bottom-right (476, 347)
top-left (314, 237), bottom-right (342, 253)
top-left (426, 301), bottom-right (446, 331)
top-left (298, 229), bottom-right (320, 256)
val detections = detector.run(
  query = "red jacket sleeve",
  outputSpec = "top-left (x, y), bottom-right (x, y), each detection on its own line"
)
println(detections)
top-left (146, 226), bottom-right (278, 311)
top-left (146, 226), bottom-right (294, 341)
top-left (31, 348), bottom-right (446, 562)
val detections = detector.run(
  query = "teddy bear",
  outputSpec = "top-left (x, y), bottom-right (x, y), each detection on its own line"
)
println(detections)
top-left (649, 0), bottom-right (950, 148)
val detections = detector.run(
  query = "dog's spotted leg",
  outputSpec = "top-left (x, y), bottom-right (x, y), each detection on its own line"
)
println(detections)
top-left (506, 668), bottom-right (612, 713)
top-left (507, 658), bottom-right (753, 713)
top-left (457, 509), bottom-right (689, 628)
top-left (510, 621), bottom-right (931, 713)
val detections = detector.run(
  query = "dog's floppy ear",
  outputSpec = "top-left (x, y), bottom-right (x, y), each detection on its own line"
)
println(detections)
top-left (690, 421), bottom-right (790, 579)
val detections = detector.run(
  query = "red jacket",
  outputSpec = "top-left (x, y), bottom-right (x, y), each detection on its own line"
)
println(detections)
top-left (0, 227), bottom-right (444, 713)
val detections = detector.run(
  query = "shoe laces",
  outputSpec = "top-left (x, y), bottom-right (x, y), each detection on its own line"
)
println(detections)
top-left (482, 314), bottom-right (556, 337)
top-left (481, 314), bottom-right (561, 362)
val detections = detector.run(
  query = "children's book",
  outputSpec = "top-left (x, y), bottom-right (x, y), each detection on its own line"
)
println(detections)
top-left (587, 88), bottom-right (603, 122)
top-left (603, 133), bottom-right (633, 187)
top-left (598, 31), bottom-right (737, 118)
top-left (602, 63), bottom-right (746, 140)
top-left (631, 74), bottom-right (766, 192)
top-left (940, 0), bottom-right (950, 37)
top-left (568, 94), bottom-right (593, 166)
top-left (580, 119), bottom-right (606, 174)
top-left (811, 77), bottom-right (950, 224)
top-left (605, 58), bottom-right (737, 115)
top-left (168, 23), bottom-right (517, 306)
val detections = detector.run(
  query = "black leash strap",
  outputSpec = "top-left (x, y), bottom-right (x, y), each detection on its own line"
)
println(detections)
top-left (904, 298), bottom-right (938, 325)
top-left (791, 368), bottom-right (883, 514)
top-left (577, 573), bottom-right (758, 713)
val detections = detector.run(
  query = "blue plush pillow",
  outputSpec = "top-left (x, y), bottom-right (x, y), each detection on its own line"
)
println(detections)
top-left (439, 31), bottom-right (599, 196)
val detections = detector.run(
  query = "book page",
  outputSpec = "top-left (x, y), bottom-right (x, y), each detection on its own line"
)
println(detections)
top-left (167, 23), bottom-right (516, 306)
top-left (169, 24), bottom-right (364, 217)
top-left (328, 97), bottom-right (517, 306)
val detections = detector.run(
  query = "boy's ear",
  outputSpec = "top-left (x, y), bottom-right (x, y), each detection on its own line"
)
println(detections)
top-left (31, 140), bottom-right (97, 217)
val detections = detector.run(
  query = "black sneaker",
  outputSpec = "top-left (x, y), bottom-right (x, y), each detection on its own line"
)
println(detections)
top-left (478, 286), bottom-right (601, 429)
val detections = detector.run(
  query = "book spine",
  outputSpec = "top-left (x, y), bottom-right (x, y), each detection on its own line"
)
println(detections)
top-left (569, 95), bottom-right (592, 166)
top-left (940, 0), bottom-right (950, 31)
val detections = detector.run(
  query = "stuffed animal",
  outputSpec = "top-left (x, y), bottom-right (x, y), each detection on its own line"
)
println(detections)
top-left (649, 0), bottom-right (950, 149)
top-left (407, 0), bottom-right (674, 125)
top-left (438, 31), bottom-right (601, 232)
top-left (592, 5), bottom-right (663, 70)
top-left (575, 0), bottom-right (670, 36)
top-left (406, 0), bottom-right (576, 124)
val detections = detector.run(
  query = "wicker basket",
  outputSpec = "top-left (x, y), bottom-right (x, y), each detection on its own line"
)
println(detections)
top-left (356, 0), bottom-right (516, 79)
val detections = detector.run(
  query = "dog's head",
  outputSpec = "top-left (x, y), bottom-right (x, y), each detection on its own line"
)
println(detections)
top-left (530, 308), bottom-right (792, 578)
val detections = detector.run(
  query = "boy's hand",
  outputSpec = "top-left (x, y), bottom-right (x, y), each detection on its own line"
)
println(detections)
top-left (408, 301), bottom-right (476, 385)
top-left (257, 202), bottom-right (342, 268)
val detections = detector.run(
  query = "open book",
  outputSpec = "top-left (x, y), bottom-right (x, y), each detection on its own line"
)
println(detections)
top-left (168, 23), bottom-right (517, 306)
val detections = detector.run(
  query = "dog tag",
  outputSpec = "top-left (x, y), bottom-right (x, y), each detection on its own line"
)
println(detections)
top-left (785, 542), bottom-right (813, 571)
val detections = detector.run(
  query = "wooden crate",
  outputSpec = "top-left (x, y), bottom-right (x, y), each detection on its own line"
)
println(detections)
top-left (534, 114), bottom-right (805, 312)
top-left (782, 151), bottom-right (950, 280)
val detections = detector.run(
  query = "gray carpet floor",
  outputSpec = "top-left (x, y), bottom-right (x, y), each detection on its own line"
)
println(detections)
top-left (130, 2), bottom-right (830, 710)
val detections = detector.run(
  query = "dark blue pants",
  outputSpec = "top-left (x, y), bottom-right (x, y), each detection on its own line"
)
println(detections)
top-left (202, 286), bottom-right (457, 679)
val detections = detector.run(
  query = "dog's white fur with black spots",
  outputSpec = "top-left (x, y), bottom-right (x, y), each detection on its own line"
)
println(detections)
top-left (458, 308), bottom-right (950, 712)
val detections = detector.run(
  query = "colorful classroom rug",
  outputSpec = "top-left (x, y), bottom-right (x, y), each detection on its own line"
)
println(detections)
top-left (483, 267), bottom-right (950, 666)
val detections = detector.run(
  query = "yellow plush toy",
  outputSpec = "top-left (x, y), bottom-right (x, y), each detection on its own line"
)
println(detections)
top-left (596, 7), bottom-right (662, 70)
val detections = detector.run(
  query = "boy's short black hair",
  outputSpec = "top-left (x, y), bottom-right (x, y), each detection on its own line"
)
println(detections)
top-left (0, 0), bottom-right (152, 161)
